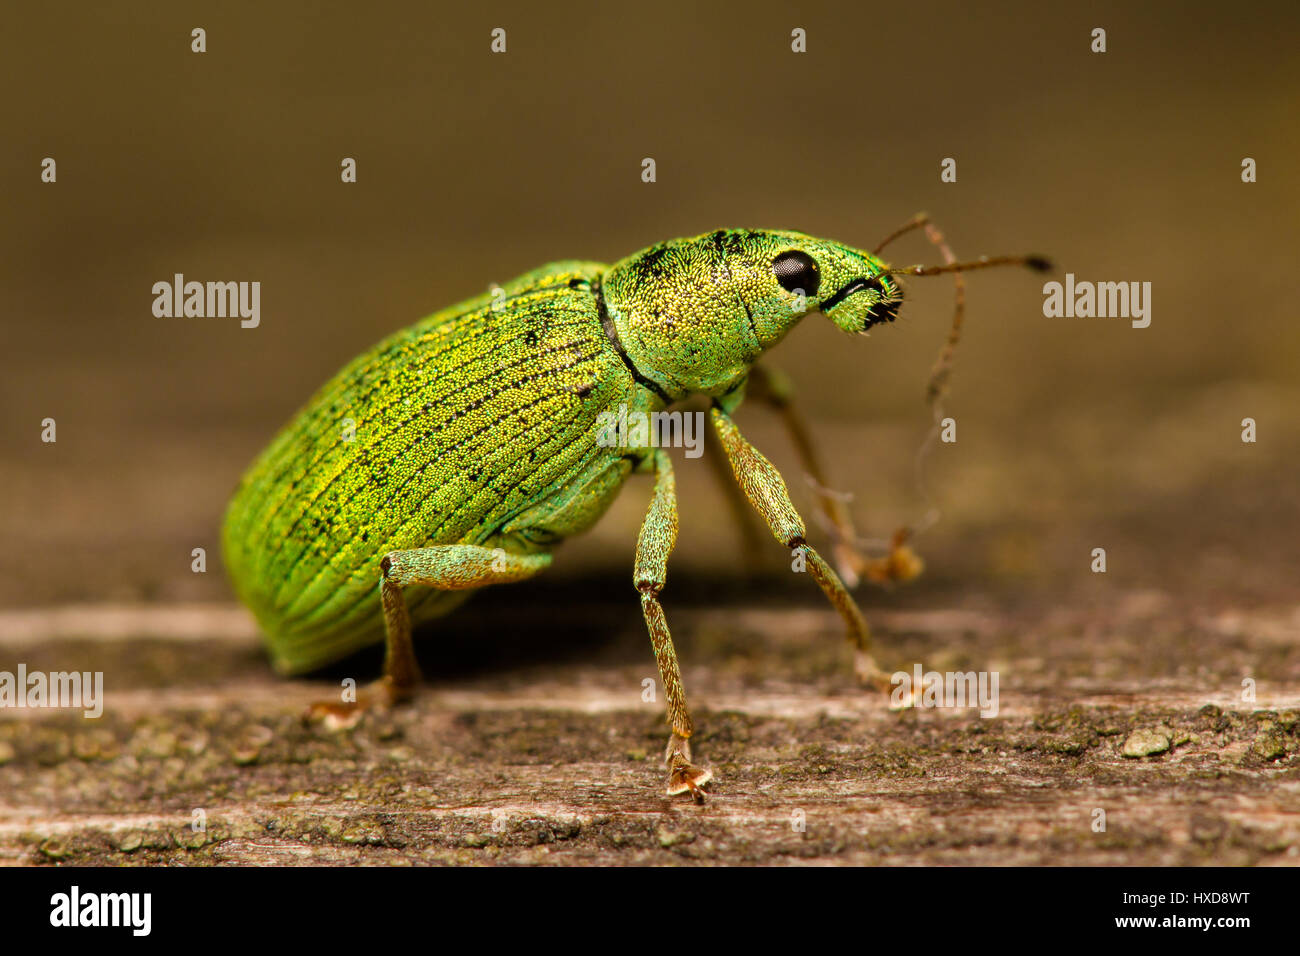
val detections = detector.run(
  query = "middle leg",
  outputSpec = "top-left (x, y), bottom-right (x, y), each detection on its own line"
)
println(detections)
top-left (635, 448), bottom-right (712, 801)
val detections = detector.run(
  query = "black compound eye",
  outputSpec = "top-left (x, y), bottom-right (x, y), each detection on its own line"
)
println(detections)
top-left (772, 250), bottom-right (821, 296)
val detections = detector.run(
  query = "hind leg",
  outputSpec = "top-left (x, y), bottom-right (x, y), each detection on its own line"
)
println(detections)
top-left (308, 545), bottom-right (552, 725)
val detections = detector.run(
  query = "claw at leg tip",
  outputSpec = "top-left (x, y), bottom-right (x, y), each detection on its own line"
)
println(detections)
top-left (667, 766), bottom-right (713, 801)
top-left (666, 736), bottom-right (712, 801)
top-left (855, 651), bottom-right (893, 693)
top-left (306, 702), bottom-right (365, 731)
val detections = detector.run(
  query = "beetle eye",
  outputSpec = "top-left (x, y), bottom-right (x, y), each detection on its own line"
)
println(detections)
top-left (772, 250), bottom-right (821, 296)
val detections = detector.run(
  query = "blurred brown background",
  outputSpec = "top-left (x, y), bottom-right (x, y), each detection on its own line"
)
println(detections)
top-left (2, 0), bottom-right (1297, 612)
top-left (3, 1), bottom-right (1300, 869)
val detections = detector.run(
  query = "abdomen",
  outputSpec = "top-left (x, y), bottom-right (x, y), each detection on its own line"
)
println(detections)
top-left (222, 261), bottom-right (630, 672)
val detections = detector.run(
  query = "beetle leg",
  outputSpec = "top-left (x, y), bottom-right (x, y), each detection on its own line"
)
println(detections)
top-left (746, 364), bottom-right (868, 585)
top-left (307, 545), bottom-right (552, 726)
top-left (636, 449), bottom-right (712, 802)
top-left (710, 407), bottom-right (891, 691)
top-left (746, 363), bottom-right (924, 590)
top-left (702, 415), bottom-right (771, 574)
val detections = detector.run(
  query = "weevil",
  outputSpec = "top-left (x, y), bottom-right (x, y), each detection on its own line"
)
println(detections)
top-left (221, 219), bottom-right (1048, 799)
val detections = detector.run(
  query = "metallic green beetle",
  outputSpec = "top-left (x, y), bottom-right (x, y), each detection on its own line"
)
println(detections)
top-left (222, 225), bottom-right (1045, 799)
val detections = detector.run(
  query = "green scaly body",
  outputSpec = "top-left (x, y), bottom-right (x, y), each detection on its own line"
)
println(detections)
top-left (223, 229), bottom-right (902, 674)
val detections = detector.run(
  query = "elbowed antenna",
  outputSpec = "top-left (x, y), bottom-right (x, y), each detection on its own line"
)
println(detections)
top-left (864, 224), bottom-right (1053, 563)
top-left (886, 254), bottom-right (1053, 278)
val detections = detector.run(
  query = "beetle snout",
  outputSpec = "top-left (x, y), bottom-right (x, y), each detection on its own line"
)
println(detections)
top-left (820, 271), bottom-right (904, 336)
top-left (863, 296), bottom-right (901, 330)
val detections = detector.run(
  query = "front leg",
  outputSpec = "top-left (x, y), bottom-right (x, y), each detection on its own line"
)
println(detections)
top-left (308, 544), bottom-right (552, 725)
top-left (746, 363), bottom-right (924, 589)
top-left (710, 407), bottom-right (890, 690)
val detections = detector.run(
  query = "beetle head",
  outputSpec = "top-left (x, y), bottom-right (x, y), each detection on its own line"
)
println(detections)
top-left (601, 229), bottom-right (901, 399)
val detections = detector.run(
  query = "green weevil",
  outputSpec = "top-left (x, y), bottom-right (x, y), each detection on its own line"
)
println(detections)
top-left (222, 219), bottom-right (1047, 799)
